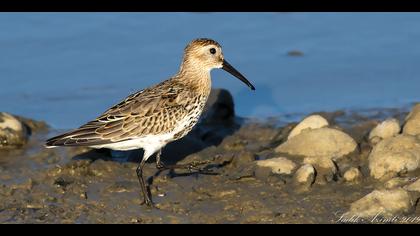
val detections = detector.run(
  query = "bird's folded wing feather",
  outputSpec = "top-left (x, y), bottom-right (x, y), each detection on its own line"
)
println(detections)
top-left (46, 81), bottom-right (193, 147)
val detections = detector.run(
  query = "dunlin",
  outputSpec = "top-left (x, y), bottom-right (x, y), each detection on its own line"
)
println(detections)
top-left (46, 38), bottom-right (255, 206)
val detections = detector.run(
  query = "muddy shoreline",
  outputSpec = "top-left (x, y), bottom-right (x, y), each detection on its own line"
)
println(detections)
top-left (1, 94), bottom-right (420, 223)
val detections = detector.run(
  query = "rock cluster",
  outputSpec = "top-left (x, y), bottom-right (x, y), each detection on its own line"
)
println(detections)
top-left (366, 105), bottom-right (420, 181)
top-left (254, 114), bottom-right (360, 186)
top-left (256, 106), bottom-right (420, 220)
top-left (345, 103), bottom-right (420, 219)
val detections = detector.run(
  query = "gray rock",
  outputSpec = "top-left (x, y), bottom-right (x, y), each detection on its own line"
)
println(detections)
top-left (288, 115), bottom-right (329, 140)
top-left (343, 167), bottom-right (362, 183)
top-left (14, 115), bottom-right (48, 133)
top-left (368, 135), bottom-right (420, 180)
top-left (403, 178), bottom-right (420, 192)
top-left (256, 157), bottom-right (297, 175)
top-left (191, 89), bottom-right (238, 147)
top-left (0, 112), bottom-right (28, 149)
top-left (403, 103), bottom-right (420, 136)
top-left (369, 118), bottom-right (400, 144)
top-left (303, 156), bottom-right (337, 184)
top-left (276, 127), bottom-right (357, 160)
top-left (254, 166), bottom-right (272, 180)
top-left (294, 164), bottom-right (316, 185)
top-left (384, 177), bottom-right (414, 189)
top-left (345, 188), bottom-right (414, 218)
top-left (303, 156), bottom-right (336, 172)
top-left (201, 89), bottom-right (235, 125)
top-left (231, 151), bottom-right (256, 168)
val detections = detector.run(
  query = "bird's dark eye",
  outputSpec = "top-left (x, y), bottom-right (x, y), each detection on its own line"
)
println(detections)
top-left (209, 48), bottom-right (216, 54)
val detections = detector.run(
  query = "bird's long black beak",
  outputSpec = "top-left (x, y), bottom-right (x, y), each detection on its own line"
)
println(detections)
top-left (222, 60), bottom-right (255, 90)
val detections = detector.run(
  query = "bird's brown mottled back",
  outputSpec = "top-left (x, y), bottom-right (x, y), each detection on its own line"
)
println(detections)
top-left (45, 78), bottom-right (205, 146)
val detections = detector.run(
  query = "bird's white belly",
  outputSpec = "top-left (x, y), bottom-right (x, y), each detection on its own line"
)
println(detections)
top-left (92, 134), bottom-right (172, 151)
top-left (90, 115), bottom-right (198, 159)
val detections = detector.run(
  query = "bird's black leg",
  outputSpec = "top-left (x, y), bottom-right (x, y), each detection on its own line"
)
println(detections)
top-left (136, 157), bottom-right (153, 207)
top-left (155, 149), bottom-right (166, 170)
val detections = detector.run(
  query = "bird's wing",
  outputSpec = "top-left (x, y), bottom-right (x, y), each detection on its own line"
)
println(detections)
top-left (45, 80), bottom-right (194, 147)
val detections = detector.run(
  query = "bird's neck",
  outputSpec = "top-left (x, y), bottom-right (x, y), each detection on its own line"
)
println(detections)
top-left (176, 62), bottom-right (212, 97)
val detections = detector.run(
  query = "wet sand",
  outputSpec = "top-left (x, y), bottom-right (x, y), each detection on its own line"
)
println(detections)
top-left (1, 106), bottom-right (419, 224)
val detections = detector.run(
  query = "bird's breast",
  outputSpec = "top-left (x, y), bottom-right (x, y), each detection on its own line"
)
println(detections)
top-left (172, 95), bottom-right (208, 140)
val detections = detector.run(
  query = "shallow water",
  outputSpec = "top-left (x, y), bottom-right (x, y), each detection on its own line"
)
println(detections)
top-left (1, 12), bottom-right (420, 128)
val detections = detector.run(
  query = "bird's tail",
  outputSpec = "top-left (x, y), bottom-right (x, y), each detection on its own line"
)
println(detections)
top-left (45, 127), bottom-right (111, 148)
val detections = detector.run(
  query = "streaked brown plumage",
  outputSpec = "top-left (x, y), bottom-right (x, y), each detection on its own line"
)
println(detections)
top-left (46, 79), bottom-right (207, 147)
top-left (45, 38), bottom-right (255, 207)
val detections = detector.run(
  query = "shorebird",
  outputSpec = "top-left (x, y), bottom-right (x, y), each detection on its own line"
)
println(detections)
top-left (45, 38), bottom-right (255, 206)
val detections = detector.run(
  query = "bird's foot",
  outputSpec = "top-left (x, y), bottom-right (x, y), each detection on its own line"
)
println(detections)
top-left (156, 160), bottom-right (217, 175)
top-left (156, 161), bottom-right (166, 170)
top-left (140, 197), bottom-right (158, 209)
top-left (178, 162), bottom-right (218, 175)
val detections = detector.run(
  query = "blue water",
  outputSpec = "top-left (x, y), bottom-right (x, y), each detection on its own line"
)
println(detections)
top-left (0, 13), bottom-right (419, 128)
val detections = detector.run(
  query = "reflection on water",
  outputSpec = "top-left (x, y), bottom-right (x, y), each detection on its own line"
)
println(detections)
top-left (0, 12), bottom-right (419, 128)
